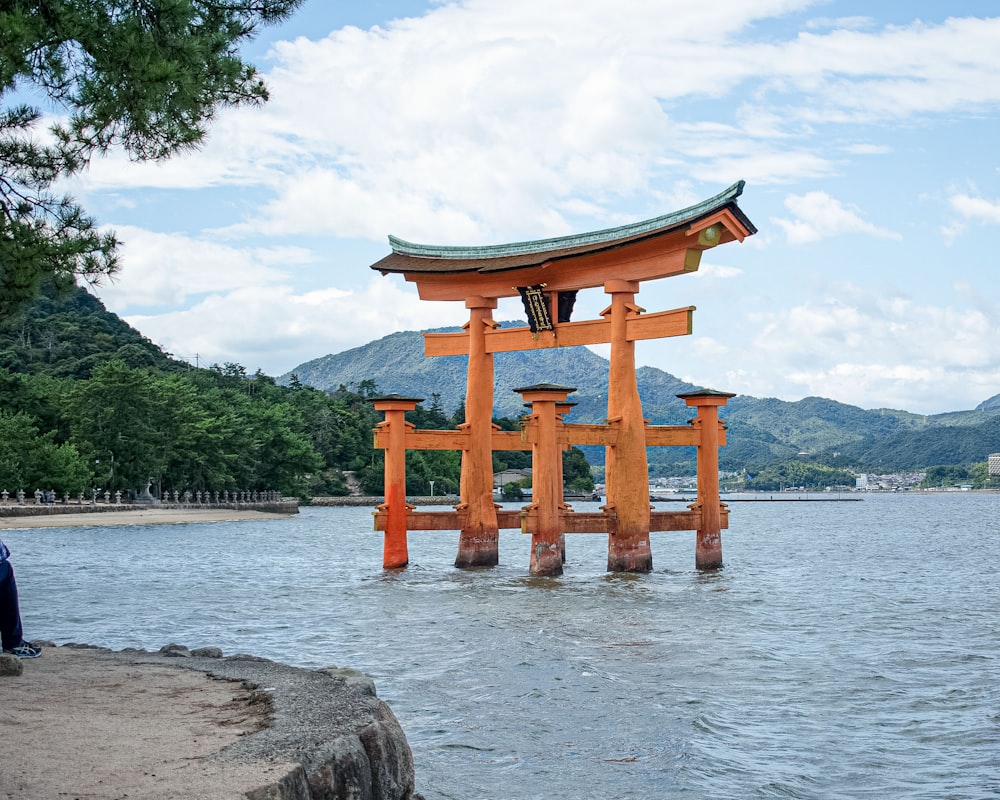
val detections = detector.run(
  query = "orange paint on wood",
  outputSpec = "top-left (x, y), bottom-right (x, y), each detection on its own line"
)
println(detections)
top-left (684, 209), bottom-right (751, 244)
top-left (423, 307), bottom-right (695, 357)
top-left (455, 301), bottom-right (501, 567)
top-left (679, 391), bottom-right (734, 571)
top-left (407, 239), bottom-right (697, 302)
top-left (370, 397), bottom-right (422, 569)
top-left (368, 194), bottom-right (754, 574)
top-left (517, 387), bottom-right (571, 576)
top-left (603, 282), bottom-right (653, 573)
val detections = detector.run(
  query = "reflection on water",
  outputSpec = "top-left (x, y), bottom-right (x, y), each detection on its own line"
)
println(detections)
top-left (7, 494), bottom-right (1000, 799)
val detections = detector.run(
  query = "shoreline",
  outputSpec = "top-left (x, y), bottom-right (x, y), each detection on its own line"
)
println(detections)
top-left (0, 506), bottom-right (298, 530)
top-left (1, 643), bottom-right (416, 799)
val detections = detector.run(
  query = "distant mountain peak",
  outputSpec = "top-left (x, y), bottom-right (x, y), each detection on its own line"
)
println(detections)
top-left (976, 393), bottom-right (1000, 411)
top-left (282, 327), bottom-right (1000, 473)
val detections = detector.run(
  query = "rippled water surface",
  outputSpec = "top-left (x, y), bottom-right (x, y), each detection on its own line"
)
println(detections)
top-left (6, 494), bottom-right (1000, 799)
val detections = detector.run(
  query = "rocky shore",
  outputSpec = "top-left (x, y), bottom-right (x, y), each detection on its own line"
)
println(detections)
top-left (0, 643), bottom-right (420, 800)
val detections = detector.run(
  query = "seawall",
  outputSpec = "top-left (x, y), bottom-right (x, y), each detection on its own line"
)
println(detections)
top-left (1, 643), bottom-right (419, 800)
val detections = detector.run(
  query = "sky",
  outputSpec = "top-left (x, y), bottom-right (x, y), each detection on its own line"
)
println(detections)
top-left (55, 0), bottom-right (1000, 415)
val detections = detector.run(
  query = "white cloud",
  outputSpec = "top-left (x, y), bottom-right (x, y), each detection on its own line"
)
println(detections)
top-left (734, 292), bottom-right (1000, 411)
top-left (123, 277), bottom-right (468, 375)
top-left (842, 143), bottom-right (892, 155)
top-left (92, 227), bottom-right (305, 308)
top-left (66, 6), bottom-right (1000, 244)
top-left (695, 262), bottom-right (744, 280)
top-left (773, 191), bottom-right (901, 243)
top-left (948, 192), bottom-right (1000, 225)
top-left (804, 16), bottom-right (875, 32)
top-left (753, 17), bottom-right (1000, 124)
top-left (628, 276), bottom-right (1000, 413)
top-left (36, 3), bottom-right (1000, 417)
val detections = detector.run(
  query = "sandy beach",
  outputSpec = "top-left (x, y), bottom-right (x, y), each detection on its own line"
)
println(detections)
top-left (1, 646), bottom-right (296, 799)
top-left (0, 507), bottom-right (297, 530)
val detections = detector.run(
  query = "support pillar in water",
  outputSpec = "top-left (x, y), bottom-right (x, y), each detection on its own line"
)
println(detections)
top-left (455, 297), bottom-right (500, 568)
top-left (516, 384), bottom-right (574, 576)
top-left (679, 390), bottom-right (734, 571)
top-left (603, 280), bottom-right (652, 573)
top-left (371, 395), bottom-right (421, 569)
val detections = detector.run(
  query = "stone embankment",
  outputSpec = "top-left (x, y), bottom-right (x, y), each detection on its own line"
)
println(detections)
top-left (1, 643), bottom-right (420, 800)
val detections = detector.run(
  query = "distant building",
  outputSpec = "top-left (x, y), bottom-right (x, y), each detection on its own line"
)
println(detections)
top-left (990, 454), bottom-right (1000, 476)
top-left (856, 474), bottom-right (869, 490)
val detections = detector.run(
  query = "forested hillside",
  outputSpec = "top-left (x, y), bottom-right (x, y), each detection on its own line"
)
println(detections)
top-left (287, 325), bottom-right (1000, 477)
top-left (0, 284), bottom-right (179, 378)
top-left (0, 285), bottom-right (553, 499)
top-left (6, 284), bottom-right (999, 499)
top-left (0, 284), bottom-right (388, 499)
top-left (286, 324), bottom-right (652, 421)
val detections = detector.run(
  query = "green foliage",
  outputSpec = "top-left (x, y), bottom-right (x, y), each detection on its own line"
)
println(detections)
top-left (967, 462), bottom-right (1000, 489)
top-left (68, 359), bottom-right (168, 489)
top-left (407, 398), bottom-right (451, 430)
top-left (918, 464), bottom-right (993, 489)
top-left (495, 449), bottom-right (531, 471)
top-left (562, 446), bottom-right (594, 492)
top-left (0, 283), bottom-right (176, 377)
top-left (0, 410), bottom-right (90, 493)
top-left (830, 414), bottom-right (1000, 470)
top-left (745, 460), bottom-right (856, 491)
top-left (0, 287), bottom-right (400, 497)
top-left (358, 452), bottom-right (384, 496)
top-left (287, 326), bottom-right (1000, 477)
top-left (501, 481), bottom-right (526, 501)
top-left (405, 449), bottom-right (460, 495)
top-left (0, 0), bottom-right (302, 315)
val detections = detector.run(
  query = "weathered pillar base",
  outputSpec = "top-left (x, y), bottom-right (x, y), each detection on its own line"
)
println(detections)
top-left (383, 536), bottom-right (409, 570)
top-left (695, 530), bottom-right (723, 570)
top-left (607, 536), bottom-right (653, 573)
top-left (530, 541), bottom-right (563, 576)
top-left (454, 529), bottom-right (499, 568)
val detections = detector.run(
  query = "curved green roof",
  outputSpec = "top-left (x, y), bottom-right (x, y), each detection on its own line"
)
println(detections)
top-left (388, 181), bottom-right (751, 260)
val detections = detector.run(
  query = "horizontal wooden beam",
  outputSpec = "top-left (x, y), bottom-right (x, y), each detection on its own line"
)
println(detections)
top-left (373, 509), bottom-right (523, 531)
top-left (374, 423), bottom-right (725, 450)
top-left (373, 428), bottom-right (530, 451)
top-left (372, 506), bottom-right (728, 533)
top-left (558, 423), bottom-right (617, 447)
top-left (643, 425), bottom-right (727, 447)
top-left (423, 306), bottom-right (694, 357)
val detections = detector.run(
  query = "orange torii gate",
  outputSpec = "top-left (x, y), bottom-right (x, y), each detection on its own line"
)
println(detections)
top-left (368, 181), bottom-right (757, 574)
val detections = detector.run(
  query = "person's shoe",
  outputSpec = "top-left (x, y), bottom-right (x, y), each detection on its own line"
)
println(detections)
top-left (5, 641), bottom-right (42, 658)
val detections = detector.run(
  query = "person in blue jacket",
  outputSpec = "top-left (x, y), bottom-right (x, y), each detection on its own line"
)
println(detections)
top-left (0, 538), bottom-right (41, 658)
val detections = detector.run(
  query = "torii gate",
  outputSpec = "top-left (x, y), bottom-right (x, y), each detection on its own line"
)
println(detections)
top-left (368, 181), bottom-right (757, 574)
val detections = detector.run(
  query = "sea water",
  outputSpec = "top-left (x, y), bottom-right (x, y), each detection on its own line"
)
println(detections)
top-left (5, 494), bottom-right (999, 799)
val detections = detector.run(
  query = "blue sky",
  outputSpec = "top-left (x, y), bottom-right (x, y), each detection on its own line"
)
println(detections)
top-left (60, 0), bottom-right (1000, 415)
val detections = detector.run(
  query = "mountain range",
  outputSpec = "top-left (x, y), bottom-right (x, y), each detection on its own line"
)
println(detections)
top-left (7, 281), bottom-right (993, 477)
top-left (284, 326), bottom-right (1000, 473)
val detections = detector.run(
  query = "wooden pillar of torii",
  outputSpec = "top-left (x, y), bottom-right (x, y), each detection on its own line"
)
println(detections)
top-left (454, 296), bottom-right (501, 567)
top-left (603, 279), bottom-right (652, 571)
top-left (515, 383), bottom-right (574, 576)
top-left (369, 181), bottom-right (757, 572)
